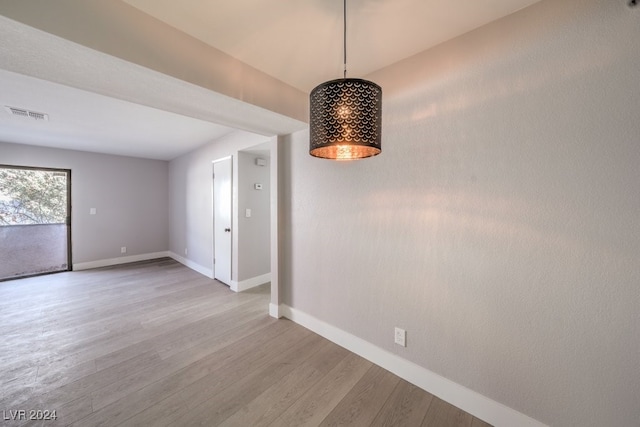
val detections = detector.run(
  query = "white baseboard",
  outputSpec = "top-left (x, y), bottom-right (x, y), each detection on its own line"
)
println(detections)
top-left (168, 252), bottom-right (213, 278)
top-left (279, 305), bottom-right (547, 427)
top-left (230, 272), bottom-right (271, 293)
top-left (73, 251), bottom-right (170, 271)
top-left (269, 303), bottom-right (281, 319)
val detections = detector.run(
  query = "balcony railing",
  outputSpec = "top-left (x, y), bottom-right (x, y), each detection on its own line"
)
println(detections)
top-left (0, 223), bottom-right (69, 280)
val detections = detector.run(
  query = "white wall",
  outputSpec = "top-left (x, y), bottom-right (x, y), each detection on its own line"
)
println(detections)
top-left (168, 130), bottom-right (270, 281)
top-left (237, 151), bottom-right (270, 283)
top-left (0, 141), bottom-right (169, 266)
top-left (281, 0), bottom-right (640, 426)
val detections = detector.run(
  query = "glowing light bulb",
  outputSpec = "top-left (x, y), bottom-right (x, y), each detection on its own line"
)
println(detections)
top-left (336, 105), bottom-right (350, 118)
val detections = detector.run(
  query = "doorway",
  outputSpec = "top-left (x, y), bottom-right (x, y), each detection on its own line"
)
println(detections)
top-left (235, 144), bottom-right (271, 291)
top-left (0, 165), bottom-right (71, 281)
top-left (212, 156), bottom-right (232, 286)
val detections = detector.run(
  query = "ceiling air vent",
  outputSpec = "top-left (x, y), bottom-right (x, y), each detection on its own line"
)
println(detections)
top-left (5, 106), bottom-right (49, 121)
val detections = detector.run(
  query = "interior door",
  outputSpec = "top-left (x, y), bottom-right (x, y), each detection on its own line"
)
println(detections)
top-left (213, 157), bottom-right (232, 285)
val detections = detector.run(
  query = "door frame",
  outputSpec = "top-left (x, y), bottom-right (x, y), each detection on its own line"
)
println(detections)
top-left (268, 135), bottom-right (280, 318)
top-left (0, 163), bottom-right (72, 277)
top-left (208, 135), bottom-right (281, 318)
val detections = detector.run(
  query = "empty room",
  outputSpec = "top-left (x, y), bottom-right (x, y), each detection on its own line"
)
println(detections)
top-left (0, 1), bottom-right (638, 426)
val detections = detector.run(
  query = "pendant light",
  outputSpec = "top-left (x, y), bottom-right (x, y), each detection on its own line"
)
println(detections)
top-left (309, 0), bottom-right (382, 160)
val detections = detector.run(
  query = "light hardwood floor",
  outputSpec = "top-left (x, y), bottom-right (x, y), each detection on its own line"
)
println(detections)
top-left (0, 259), bottom-right (492, 427)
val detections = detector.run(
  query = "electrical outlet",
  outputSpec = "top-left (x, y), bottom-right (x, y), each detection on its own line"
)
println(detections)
top-left (121, 246), bottom-right (127, 254)
top-left (394, 327), bottom-right (406, 347)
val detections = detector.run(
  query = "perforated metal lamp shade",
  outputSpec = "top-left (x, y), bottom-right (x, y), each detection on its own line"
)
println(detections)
top-left (309, 78), bottom-right (382, 160)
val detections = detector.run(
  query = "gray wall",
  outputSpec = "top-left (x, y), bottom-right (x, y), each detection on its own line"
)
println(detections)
top-left (168, 131), bottom-right (269, 280)
top-left (0, 141), bottom-right (169, 265)
top-left (237, 151), bottom-right (270, 281)
top-left (281, 1), bottom-right (640, 426)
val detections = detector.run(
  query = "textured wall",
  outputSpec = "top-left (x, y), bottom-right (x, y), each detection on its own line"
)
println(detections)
top-left (0, 141), bottom-right (169, 264)
top-left (282, 0), bottom-right (640, 425)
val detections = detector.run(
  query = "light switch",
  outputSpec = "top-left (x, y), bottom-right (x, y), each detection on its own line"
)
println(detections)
top-left (254, 183), bottom-right (263, 190)
top-left (245, 208), bottom-right (252, 218)
top-left (90, 208), bottom-right (96, 215)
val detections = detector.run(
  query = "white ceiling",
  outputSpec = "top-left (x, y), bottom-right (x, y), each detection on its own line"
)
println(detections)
top-left (122, 0), bottom-right (542, 93)
top-left (0, 0), bottom-right (542, 160)
top-left (0, 69), bottom-right (234, 160)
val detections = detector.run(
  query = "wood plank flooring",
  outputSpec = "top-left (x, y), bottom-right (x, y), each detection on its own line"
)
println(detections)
top-left (0, 259), bottom-right (492, 426)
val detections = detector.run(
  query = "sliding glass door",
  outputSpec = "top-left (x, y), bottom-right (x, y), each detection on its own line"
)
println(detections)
top-left (0, 165), bottom-right (71, 280)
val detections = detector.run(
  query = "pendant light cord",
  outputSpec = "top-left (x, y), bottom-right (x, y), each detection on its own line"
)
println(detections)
top-left (343, 0), bottom-right (347, 79)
